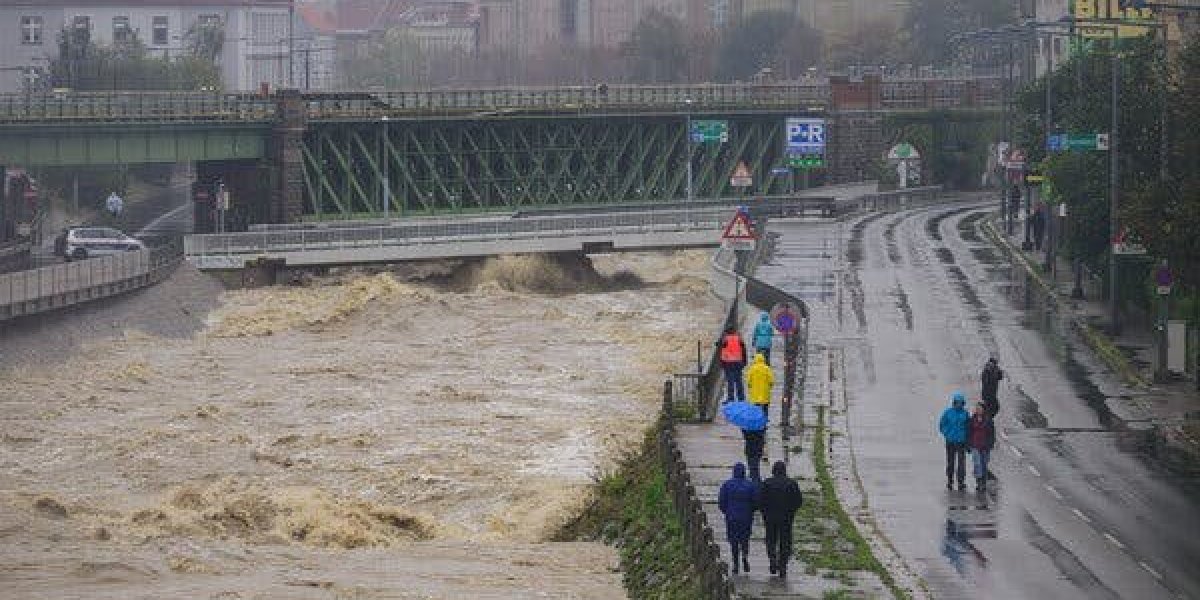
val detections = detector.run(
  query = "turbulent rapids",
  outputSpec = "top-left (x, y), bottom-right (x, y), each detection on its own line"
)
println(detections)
top-left (0, 251), bottom-right (720, 599)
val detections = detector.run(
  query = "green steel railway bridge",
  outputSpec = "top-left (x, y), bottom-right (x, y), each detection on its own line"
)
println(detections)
top-left (0, 76), bottom-right (1003, 228)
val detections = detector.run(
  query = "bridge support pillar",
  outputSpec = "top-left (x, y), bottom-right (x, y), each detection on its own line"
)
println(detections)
top-left (270, 89), bottom-right (308, 224)
top-left (827, 75), bottom-right (886, 184)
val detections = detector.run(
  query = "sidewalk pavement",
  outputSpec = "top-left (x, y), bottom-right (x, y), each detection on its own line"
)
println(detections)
top-left (992, 216), bottom-right (1200, 470)
top-left (673, 313), bottom-right (894, 599)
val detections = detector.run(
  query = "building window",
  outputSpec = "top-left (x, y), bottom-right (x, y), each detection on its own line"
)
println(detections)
top-left (20, 16), bottom-right (43, 45)
top-left (559, 0), bottom-right (577, 39)
top-left (113, 16), bottom-right (132, 43)
top-left (198, 14), bottom-right (222, 28)
top-left (152, 16), bottom-right (169, 45)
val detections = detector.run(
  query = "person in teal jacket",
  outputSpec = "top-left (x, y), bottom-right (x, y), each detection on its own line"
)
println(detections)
top-left (938, 391), bottom-right (970, 491)
top-left (752, 313), bottom-right (775, 364)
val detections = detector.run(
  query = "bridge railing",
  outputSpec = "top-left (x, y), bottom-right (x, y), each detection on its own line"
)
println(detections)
top-left (185, 208), bottom-right (732, 259)
top-left (0, 92), bottom-right (276, 123)
top-left (0, 242), bottom-right (181, 320)
top-left (303, 83), bottom-right (831, 118)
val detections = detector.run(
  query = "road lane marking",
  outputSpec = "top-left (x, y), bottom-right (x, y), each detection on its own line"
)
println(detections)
top-left (1027, 464), bottom-right (1041, 477)
top-left (1009, 445), bottom-right (1023, 458)
top-left (1071, 508), bottom-right (1092, 523)
top-left (1044, 484), bottom-right (1063, 500)
top-left (1139, 562), bottom-right (1163, 580)
top-left (1103, 533), bottom-right (1126, 550)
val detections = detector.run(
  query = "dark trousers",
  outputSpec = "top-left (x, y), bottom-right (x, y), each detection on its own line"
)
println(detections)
top-left (945, 442), bottom-right (967, 484)
top-left (743, 429), bottom-right (765, 481)
top-left (729, 538), bottom-right (749, 569)
top-left (723, 363), bottom-right (746, 402)
top-left (765, 519), bottom-right (793, 571)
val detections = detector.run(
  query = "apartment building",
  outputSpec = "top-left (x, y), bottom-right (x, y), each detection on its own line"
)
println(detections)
top-left (0, 0), bottom-right (294, 93)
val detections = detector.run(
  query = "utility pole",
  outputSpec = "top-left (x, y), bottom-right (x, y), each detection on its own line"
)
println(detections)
top-left (1108, 27), bottom-right (1121, 336)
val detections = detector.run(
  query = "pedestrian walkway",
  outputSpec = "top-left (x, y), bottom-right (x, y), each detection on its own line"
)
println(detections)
top-left (675, 312), bottom-right (895, 599)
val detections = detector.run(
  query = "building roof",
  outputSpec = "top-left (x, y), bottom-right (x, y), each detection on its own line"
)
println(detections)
top-left (297, 3), bottom-right (338, 33)
top-left (335, 0), bottom-right (413, 32)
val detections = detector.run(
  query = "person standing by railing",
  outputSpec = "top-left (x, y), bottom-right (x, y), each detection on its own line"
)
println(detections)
top-left (718, 325), bottom-right (748, 403)
top-left (752, 312), bottom-right (774, 364)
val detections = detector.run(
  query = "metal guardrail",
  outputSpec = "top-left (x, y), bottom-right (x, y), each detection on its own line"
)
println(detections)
top-left (848, 186), bottom-right (946, 213)
top-left (0, 92), bottom-right (276, 123)
top-left (186, 208), bottom-right (732, 261)
top-left (304, 83), bottom-right (832, 119)
top-left (0, 77), bottom-right (1003, 124)
top-left (0, 242), bottom-right (181, 321)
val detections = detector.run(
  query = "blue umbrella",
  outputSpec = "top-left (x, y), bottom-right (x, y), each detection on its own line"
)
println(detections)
top-left (722, 401), bottom-right (767, 431)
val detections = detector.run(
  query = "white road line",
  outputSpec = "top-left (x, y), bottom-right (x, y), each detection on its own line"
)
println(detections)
top-left (1071, 508), bottom-right (1092, 523)
top-left (1027, 464), bottom-right (1041, 477)
top-left (1009, 445), bottom-right (1023, 458)
top-left (1103, 533), bottom-right (1126, 550)
top-left (136, 202), bottom-right (191, 237)
top-left (1044, 484), bottom-right (1063, 500)
top-left (1140, 562), bottom-right (1163, 580)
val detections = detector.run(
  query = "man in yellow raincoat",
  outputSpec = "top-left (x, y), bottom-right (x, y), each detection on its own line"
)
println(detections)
top-left (745, 353), bottom-right (774, 420)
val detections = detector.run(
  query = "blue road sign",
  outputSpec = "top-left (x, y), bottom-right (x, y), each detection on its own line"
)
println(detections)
top-left (770, 166), bottom-right (791, 176)
top-left (786, 118), bottom-right (826, 156)
top-left (1047, 133), bottom-right (1067, 152)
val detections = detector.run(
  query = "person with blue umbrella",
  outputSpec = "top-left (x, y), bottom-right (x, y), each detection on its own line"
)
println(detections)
top-left (722, 400), bottom-right (768, 480)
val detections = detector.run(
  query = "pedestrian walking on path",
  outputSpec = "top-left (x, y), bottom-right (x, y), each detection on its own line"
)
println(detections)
top-left (968, 402), bottom-right (997, 493)
top-left (939, 391), bottom-right (970, 491)
top-left (752, 312), bottom-right (775, 364)
top-left (719, 462), bottom-right (760, 575)
top-left (980, 358), bottom-right (1003, 481)
top-left (718, 325), bottom-right (748, 403)
top-left (980, 358), bottom-right (1003, 418)
top-left (760, 461), bottom-right (802, 578)
top-left (742, 427), bottom-right (766, 481)
top-left (745, 353), bottom-right (774, 420)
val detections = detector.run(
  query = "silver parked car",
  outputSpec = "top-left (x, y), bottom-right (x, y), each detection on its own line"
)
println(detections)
top-left (54, 226), bottom-right (145, 261)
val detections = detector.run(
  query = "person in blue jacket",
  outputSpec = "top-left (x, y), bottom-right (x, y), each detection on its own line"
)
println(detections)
top-left (938, 391), bottom-right (970, 491)
top-left (752, 312), bottom-right (775, 364)
top-left (718, 462), bottom-right (760, 575)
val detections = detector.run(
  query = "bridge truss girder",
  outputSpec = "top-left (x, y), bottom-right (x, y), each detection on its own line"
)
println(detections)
top-left (302, 114), bottom-right (800, 217)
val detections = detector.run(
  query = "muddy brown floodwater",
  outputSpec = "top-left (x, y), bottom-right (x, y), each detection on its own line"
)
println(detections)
top-left (0, 251), bottom-right (721, 599)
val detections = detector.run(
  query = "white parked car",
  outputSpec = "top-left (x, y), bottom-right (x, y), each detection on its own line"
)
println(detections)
top-left (54, 227), bottom-right (145, 261)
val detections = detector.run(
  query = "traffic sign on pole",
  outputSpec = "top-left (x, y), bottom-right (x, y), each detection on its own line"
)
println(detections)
top-left (690, 120), bottom-right (729, 143)
top-left (730, 162), bottom-right (753, 187)
top-left (770, 302), bottom-right (800, 335)
top-left (721, 208), bottom-right (757, 250)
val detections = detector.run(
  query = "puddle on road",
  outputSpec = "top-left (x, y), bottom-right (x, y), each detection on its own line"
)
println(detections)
top-left (0, 250), bottom-right (720, 598)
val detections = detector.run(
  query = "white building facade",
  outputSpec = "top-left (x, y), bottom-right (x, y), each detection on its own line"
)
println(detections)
top-left (0, 0), bottom-right (294, 93)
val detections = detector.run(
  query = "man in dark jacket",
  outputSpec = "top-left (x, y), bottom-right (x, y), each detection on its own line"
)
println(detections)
top-left (981, 358), bottom-right (1003, 418)
top-left (760, 460), bottom-right (803, 577)
top-left (718, 462), bottom-right (760, 575)
top-left (980, 358), bottom-right (1003, 482)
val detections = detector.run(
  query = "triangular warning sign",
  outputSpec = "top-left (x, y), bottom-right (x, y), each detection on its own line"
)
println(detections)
top-left (722, 211), bottom-right (757, 240)
top-left (732, 162), bottom-right (752, 178)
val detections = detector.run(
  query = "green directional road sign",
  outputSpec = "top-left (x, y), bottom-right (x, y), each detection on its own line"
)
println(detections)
top-left (1065, 133), bottom-right (1110, 151)
top-left (690, 120), bottom-right (729, 143)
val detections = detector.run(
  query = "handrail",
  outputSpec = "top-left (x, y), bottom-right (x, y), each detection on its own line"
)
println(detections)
top-left (0, 241), bottom-right (182, 321)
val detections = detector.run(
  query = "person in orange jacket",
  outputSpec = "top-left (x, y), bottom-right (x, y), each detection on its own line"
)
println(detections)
top-left (718, 325), bottom-right (748, 402)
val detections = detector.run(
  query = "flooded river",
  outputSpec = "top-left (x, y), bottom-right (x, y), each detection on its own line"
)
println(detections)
top-left (0, 251), bottom-right (721, 599)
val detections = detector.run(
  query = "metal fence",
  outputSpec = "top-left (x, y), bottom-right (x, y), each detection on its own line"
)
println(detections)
top-left (0, 242), bottom-right (181, 321)
top-left (186, 208), bottom-right (731, 259)
top-left (0, 92), bottom-right (276, 123)
top-left (660, 380), bottom-right (736, 600)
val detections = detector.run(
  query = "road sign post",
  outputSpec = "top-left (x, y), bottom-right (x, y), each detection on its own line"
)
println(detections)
top-left (721, 208), bottom-right (757, 251)
top-left (1155, 262), bottom-right (1173, 382)
top-left (786, 117), bottom-right (825, 169)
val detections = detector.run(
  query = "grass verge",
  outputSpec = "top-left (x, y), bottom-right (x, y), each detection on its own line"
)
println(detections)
top-left (793, 405), bottom-right (910, 600)
top-left (557, 423), bottom-right (705, 599)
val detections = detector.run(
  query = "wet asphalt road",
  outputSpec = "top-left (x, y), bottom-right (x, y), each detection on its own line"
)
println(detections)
top-left (757, 198), bottom-right (1200, 599)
